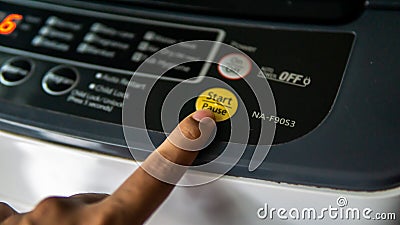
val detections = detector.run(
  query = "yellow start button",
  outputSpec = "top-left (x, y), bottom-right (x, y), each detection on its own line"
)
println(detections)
top-left (195, 87), bottom-right (238, 122)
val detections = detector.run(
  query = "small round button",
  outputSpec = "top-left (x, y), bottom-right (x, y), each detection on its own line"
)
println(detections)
top-left (42, 65), bottom-right (79, 95)
top-left (0, 57), bottom-right (34, 86)
top-left (218, 53), bottom-right (252, 80)
top-left (195, 87), bottom-right (238, 122)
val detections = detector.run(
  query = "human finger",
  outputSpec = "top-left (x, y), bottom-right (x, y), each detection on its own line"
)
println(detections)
top-left (101, 109), bottom-right (216, 224)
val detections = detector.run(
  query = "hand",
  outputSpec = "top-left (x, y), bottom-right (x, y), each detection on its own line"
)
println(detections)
top-left (0, 109), bottom-right (216, 225)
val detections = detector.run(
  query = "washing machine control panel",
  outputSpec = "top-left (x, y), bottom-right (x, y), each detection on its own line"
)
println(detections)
top-left (0, 0), bottom-right (354, 148)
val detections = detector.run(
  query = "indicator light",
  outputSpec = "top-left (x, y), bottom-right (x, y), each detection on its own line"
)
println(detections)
top-left (0, 14), bottom-right (23, 35)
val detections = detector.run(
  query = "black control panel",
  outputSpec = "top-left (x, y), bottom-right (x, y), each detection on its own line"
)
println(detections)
top-left (1, 0), bottom-right (400, 193)
top-left (0, 0), bottom-right (354, 147)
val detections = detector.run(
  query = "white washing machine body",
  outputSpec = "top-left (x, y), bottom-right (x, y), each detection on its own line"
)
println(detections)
top-left (0, 130), bottom-right (399, 225)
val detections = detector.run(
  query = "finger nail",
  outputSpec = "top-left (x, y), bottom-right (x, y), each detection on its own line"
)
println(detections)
top-left (192, 109), bottom-right (215, 122)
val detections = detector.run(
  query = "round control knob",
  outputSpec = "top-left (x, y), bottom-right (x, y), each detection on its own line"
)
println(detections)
top-left (0, 57), bottom-right (34, 86)
top-left (42, 65), bottom-right (79, 95)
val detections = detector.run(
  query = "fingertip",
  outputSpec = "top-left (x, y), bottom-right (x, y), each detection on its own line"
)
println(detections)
top-left (192, 109), bottom-right (215, 122)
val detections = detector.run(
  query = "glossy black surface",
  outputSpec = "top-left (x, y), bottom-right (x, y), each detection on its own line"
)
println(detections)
top-left (0, 0), bottom-right (399, 191)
